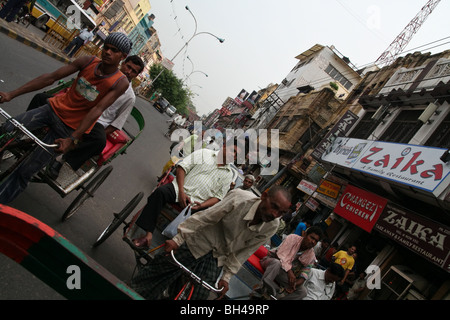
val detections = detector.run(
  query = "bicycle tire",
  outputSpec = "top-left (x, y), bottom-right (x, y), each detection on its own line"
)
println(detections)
top-left (93, 191), bottom-right (144, 247)
top-left (61, 166), bottom-right (113, 222)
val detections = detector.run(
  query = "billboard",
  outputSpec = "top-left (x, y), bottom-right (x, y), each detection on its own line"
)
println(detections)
top-left (334, 184), bottom-right (388, 233)
top-left (322, 138), bottom-right (450, 196)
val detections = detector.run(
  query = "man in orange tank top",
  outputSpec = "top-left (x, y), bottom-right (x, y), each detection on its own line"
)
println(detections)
top-left (0, 33), bottom-right (132, 204)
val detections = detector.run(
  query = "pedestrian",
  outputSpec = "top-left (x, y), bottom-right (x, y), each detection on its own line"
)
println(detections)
top-left (0, 0), bottom-right (28, 22)
top-left (332, 245), bottom-right (357, 285)
top-left (301, 263), bottom-right (345, 300)
top-left (293, 219), bottom-right (312, 236)
top-left (238, 174), bottom-right (255, 191)
top-left (131, 141), bottom-right (239, 249)
top-left (0, 32), bottom-right (132, 204)
top-left (131, 186), bottom-right (292, 300)
top-left (63, 26), bottom-right (95, 58)
top-left (258, 226), bottom-right (323, 299)
top-left (346, 271), bottom-right (367, 300)
top-left (314, 238), bottom-right (331, 263)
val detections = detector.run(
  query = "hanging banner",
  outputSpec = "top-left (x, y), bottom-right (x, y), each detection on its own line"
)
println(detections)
top-left (311, 110), bottom-right (359, 160)
top-left (374, 203), bottom-right (450, 272)
top-left (334, 184), bottom-right (388, 233)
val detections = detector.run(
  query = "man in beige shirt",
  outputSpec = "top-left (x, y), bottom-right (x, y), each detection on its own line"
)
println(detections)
top-left (131, 186), bottom-right (292, 300)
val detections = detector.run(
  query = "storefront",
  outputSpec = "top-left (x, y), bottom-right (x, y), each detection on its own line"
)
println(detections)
top-left (324, 183), bottom-right (450, 300)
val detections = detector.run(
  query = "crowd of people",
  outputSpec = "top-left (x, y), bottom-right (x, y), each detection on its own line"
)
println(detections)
top-left (0, 28), bottom-right (368, 301)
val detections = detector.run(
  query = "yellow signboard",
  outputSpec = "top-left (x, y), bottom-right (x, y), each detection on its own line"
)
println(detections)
top-left (316, 180), bottom-right (341, 199)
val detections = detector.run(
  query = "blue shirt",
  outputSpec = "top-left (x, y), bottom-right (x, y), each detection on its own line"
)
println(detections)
top-left (294, 222), bottom-right (307, 236)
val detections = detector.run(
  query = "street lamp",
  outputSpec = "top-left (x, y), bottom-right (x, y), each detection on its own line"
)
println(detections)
top-left (150, 6), bottom-right (224, 84)
top-left (185, 70), bottom-right (208, 82)
top-left (170, 6), bottom-right (224, 61)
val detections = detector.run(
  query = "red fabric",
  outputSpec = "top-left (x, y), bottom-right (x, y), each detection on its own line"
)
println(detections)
top-left (246, 245), bottom-right (269, 274)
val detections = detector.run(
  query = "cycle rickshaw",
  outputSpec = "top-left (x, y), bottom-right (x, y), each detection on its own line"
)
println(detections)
top-left (0, 79), bottom-right (145, 221)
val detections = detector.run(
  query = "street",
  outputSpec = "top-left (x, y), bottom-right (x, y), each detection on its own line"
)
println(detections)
top-left (0, 32), bottom-right (173, 299)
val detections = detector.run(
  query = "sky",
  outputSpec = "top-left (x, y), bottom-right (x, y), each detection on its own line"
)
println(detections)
top-left (146, 0), bottom-right (450, 116)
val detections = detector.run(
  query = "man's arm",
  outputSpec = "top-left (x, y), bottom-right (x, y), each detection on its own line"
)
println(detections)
top-left (0, 56), bottom-right (92, 103)
top-left (191, 197), bottom-right (219, 212)
top-left (175, 166), bottom-right (190, 208)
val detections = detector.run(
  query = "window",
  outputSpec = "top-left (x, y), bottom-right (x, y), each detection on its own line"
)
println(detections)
top-left (298, 122), bottom-right (321, 148)
top-left (275, 117), bottom-right (290, 131)
top-left (380, 110), bottom-right (423, 143)
top-left (426, 112), bottom-right (450, 148)
top-left (349, 111), bottom-right (377, 139)
top-left (325, 64), bottom-right (353, 90)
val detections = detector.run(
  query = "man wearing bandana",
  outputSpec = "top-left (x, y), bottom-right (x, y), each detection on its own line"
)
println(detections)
top-left (0, 33), bottom-right (132, 204)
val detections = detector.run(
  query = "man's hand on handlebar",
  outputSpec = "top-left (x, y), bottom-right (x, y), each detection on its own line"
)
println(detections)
top-left (54, 137), bottom-right (75, 153)
top-left (164, 239), bottom-right (179, 253)
top-left (0, 92), bottom-right (12, 103)
top-left (216, 280), bottom-right (229, 300)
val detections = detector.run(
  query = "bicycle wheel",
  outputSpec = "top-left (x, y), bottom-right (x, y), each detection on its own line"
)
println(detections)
top-left (93, 191), bottom-right (144, 247)
top-left (61, 166), bottom-right (113, 222)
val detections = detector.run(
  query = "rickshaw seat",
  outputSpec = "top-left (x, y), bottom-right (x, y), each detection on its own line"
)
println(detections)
top-left (96, 130), bottom-right (130, 166)
top-left (245, 245), bottom-right (269, 278)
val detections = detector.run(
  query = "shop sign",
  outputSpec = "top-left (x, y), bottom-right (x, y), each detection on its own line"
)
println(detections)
top-left (311, 110), bottom-right (359, 160)
top-left (297, 179), bottom-right (317, 195)
top-left (322, 138), bottom-right (450, 196)
top-left (305, 198), bottom-right (319, 211)
top-left (375, 203), bottom-right (450, 272)
top-left (334, 184), bottom-right (387, 232)
top-left (316, 180), bottom-right (341, 199)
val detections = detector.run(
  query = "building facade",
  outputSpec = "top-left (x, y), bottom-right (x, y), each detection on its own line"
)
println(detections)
top-left (318, 50), bottom-right (450, 300)
top-left (250, 44), bottom-right (362, 130)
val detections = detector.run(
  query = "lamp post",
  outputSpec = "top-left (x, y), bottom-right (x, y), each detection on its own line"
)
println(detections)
top-left (150, 6), bottom-right (224, 85)
top-left (185, 70), bottom-right (208, 82)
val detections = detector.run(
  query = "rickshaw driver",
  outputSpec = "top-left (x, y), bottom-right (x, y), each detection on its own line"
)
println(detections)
top-left (0, 32), bottom-right (132, 204)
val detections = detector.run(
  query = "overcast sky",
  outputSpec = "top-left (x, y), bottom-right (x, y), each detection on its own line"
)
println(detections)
top-left (147, 0), bottom-right (450, 116)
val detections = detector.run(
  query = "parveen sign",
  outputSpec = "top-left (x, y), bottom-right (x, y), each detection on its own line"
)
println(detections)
top-left (375, 203), bottom-right (450, 272)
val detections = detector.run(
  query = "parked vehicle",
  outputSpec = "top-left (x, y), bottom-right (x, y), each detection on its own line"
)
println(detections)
top-left (153, 97), bottom-right (170, 113)
top-left (165, 105), bottom-right (177, 116)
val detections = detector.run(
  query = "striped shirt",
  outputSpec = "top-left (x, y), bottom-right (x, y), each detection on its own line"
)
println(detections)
top-left (172, 148), bottom-right (235, 204)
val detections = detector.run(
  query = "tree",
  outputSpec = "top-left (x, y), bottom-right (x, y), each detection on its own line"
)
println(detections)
top-left (148, 64), bottom-right (190, 115)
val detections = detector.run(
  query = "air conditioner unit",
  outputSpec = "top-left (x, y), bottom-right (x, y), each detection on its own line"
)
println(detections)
top-left (418, 103), bottom-right (438, 123)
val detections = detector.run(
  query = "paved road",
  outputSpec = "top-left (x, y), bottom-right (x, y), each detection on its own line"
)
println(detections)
top-left (0, 32), bottom-right (173, 299)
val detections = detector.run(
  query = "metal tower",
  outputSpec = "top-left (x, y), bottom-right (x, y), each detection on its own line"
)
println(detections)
top-left (375, 0), bottom-right (441, 67)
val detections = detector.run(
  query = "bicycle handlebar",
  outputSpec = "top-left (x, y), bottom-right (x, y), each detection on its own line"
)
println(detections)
top-left (170, 250), bottom-right (224, 293)
top-left (0, 108), bottom-right (59, 150)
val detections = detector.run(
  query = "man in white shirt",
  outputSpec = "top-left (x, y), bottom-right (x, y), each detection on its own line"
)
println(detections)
top-left (63, 26), bottom-right (96, 58)
top-left (132, 142), bottom-right (239, 249)
top-left (301, 263), bottom-right (345, 300)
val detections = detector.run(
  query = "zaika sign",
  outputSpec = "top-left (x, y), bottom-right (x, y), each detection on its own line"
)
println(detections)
top-left (375, 203), bottom-right (450, 272)
top-left (321, 138), bottom-right (450, 197)
top-left (334, 185), bottom-right (387, 233)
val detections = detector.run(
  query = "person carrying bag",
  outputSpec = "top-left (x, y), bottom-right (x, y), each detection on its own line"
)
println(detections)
top-left (162, 205), bottom-right (192, 238)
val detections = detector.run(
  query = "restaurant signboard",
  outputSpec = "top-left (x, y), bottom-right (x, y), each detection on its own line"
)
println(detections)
top-left (375, 203), bottom-right (450, 272)
top-left (334, 184), bottom-right (388, 233)
top-left (322, 138), bottom-right (450, 196)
